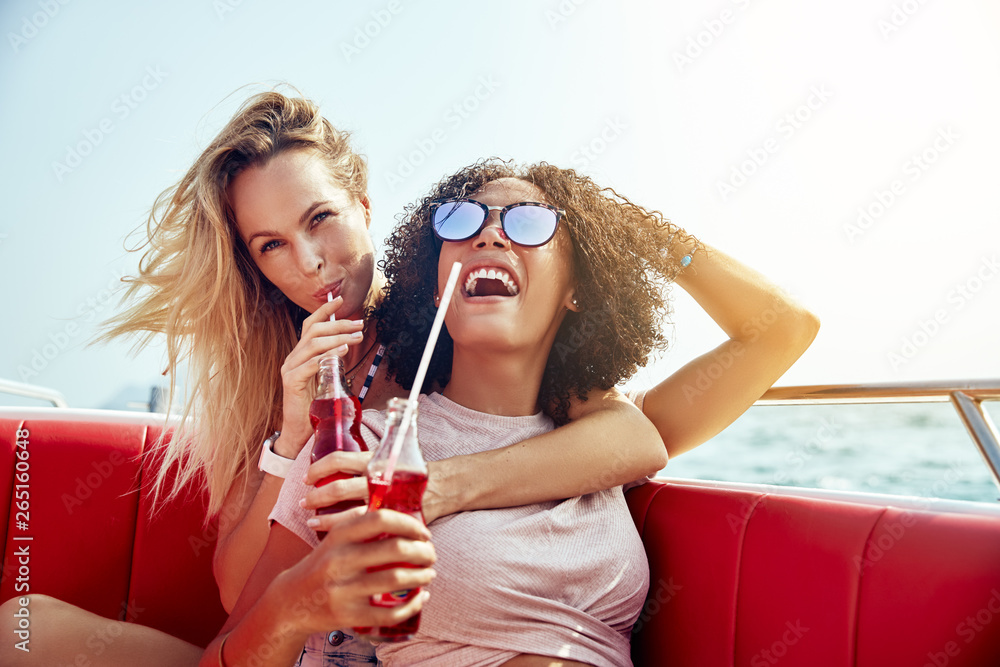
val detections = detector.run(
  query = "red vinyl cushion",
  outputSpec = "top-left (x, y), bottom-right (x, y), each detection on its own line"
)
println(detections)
top-left (0, 418), bottom-right (144, 619)
top-left (4, 415), bottom-right (1000, 660)
top-left (627, 481), bottom-right (1000, 667)
top-left (0, 418), bottom-right (18, 568)
top-left (856, 508), bottom-right (1000, 666)
top-left (629, 481), bottom-right (760, 665)
top-left (734, 494), bottom-right (882, 666)
top-left (126, 425), bottom-right (228, 648)
top-left (0, 416), bottom-right (227, 648)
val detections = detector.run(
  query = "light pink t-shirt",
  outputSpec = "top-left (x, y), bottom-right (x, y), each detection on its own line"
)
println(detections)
top-left (270, 393), bottom-right (649, 667)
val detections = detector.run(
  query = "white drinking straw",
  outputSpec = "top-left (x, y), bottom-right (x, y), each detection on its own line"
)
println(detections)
top-left (327, 292), bottom-right (343, 399)
top-left (382, 261), bottom-right (463, 483)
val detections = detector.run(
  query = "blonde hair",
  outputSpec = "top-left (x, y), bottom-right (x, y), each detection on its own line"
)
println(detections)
top-left (102, 91), bottom-right (368, 517)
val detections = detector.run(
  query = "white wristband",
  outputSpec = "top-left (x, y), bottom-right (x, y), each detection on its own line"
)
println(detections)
top-left (257, 431), bottom-right (294, 478)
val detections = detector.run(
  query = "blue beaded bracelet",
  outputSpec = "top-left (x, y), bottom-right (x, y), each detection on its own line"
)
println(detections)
top-left (681, 247), bottom-right (697, 267)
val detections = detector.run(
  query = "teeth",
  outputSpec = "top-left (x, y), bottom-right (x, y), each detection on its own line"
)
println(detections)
top-left (462, 267), bottom-right (520, 297)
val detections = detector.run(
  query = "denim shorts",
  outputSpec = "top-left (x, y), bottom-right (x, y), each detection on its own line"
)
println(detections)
top-left (294, 629), bottom-right (379, 667)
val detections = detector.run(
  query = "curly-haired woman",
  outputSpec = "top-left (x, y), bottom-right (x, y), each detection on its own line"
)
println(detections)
top-left (202, 160), bottom-right (819, 666)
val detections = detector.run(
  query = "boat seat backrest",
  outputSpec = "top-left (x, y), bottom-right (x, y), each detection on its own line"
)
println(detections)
top-left (0, 415), bottom-right (227, 648)
top-left (627, 480), bottom-right (1000, 666)
top-left (2, 413), bottom-right (999, 663)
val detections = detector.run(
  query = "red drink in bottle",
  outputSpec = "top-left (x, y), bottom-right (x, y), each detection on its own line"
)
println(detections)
top-left (310, 356), bottom-right (367, 540)
top-left (355, 398), bottom-right (428, 642)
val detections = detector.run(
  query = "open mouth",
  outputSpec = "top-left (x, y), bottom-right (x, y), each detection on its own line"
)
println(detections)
top-left (463, 267), bottom-right (520, 297)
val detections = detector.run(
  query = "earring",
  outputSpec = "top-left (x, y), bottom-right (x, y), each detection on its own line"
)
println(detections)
top-left (572, 297), bottom-right (579, 307)
top-left (434, 295), bottom-right (441, 306)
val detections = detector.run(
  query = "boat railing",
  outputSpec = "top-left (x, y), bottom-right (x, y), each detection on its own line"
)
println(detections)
top-left (0, 378), bottom-right (68, 408)
top-left (756, 379), bottom-right (1000, 495)
top-left (3, 377), bottom-right (998, 493)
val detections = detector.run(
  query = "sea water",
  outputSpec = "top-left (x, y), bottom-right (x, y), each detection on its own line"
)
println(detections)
top-left (660, 401), bottom-right (1000, 503)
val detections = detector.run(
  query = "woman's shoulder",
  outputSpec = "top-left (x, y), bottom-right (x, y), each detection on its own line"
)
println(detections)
top-left (417, 393), bottom-right (554, 450)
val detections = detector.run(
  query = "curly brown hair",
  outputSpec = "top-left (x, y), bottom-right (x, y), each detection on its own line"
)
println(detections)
top-left (374, 158), bottom-right (701, 425)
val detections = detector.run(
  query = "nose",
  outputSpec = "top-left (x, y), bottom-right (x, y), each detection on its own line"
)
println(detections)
top-left (295, 237), bottom-right (325, 275)
top-left (474, 211), bottom-right (510, 249)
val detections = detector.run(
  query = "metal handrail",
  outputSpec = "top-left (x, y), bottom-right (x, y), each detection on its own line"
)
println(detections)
top-left (755, 379), bottom-right (1000, 496)
top-left (757, 379), bottom-right (1000, 405)
top-left (0, 379), bottom-right (68, 408)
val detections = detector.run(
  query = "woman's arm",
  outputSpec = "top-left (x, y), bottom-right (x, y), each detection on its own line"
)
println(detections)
top-left (213, 297), bottom-right (365, 612)
top-left (422, 390), bottom-right (664, 522)
top-left (303, 390), bottom-right (666, 524)
top-left (642, 238), bottom-right (820, 457)
top-left (201, 509), bottom-right (435, 667)
top-left (303, 240), bottom-right (816, 524)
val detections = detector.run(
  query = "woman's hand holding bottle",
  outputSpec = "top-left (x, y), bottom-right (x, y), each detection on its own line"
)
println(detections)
top-left (277, 507), bottom-right (435, 634)
top-left (276, 296), bottom-right (365, 458)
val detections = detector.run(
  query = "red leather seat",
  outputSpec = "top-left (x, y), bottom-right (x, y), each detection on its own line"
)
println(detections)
top-left (628, 480), bottom-right (1000, 666)
top-left (0, 412), bottom-right (227, 648)
top-left (4, 410), bottom-right (1000, 665)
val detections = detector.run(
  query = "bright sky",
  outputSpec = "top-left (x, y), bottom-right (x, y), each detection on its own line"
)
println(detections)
top-left (1, 0), bottom-right (998, 410)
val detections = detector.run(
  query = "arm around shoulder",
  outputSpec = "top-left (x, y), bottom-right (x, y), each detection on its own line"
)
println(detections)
top-left (422, 387), bottom-right (665, 523)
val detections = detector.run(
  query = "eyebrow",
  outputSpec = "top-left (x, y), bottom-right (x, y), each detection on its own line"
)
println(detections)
top-left (245, 200), bottom-right (330, 246)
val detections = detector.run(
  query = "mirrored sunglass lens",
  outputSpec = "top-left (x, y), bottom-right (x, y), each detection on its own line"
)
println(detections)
top-left (433, 201), bottom-right (484, 240)
top-left (504, 205), bottom-right (557, 245)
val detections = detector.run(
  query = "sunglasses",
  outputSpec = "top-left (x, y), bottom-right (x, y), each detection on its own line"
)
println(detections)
top-left (430, 198), bottom-right (565, 247)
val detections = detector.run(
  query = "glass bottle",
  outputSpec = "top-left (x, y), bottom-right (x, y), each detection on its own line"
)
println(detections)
top-left (356, 398), bottom-right (428, 642)
top-left (308, 355), bottom-right (367, 537)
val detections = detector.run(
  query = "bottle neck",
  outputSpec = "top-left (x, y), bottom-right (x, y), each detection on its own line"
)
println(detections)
top-left (371, 398), bottom-right (424, 473)
top-left (316, 356), bottom-right (348, 399)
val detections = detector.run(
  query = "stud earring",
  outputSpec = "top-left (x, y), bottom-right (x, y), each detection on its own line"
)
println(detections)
top-left (434, 295), bottom-right (441, 306)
